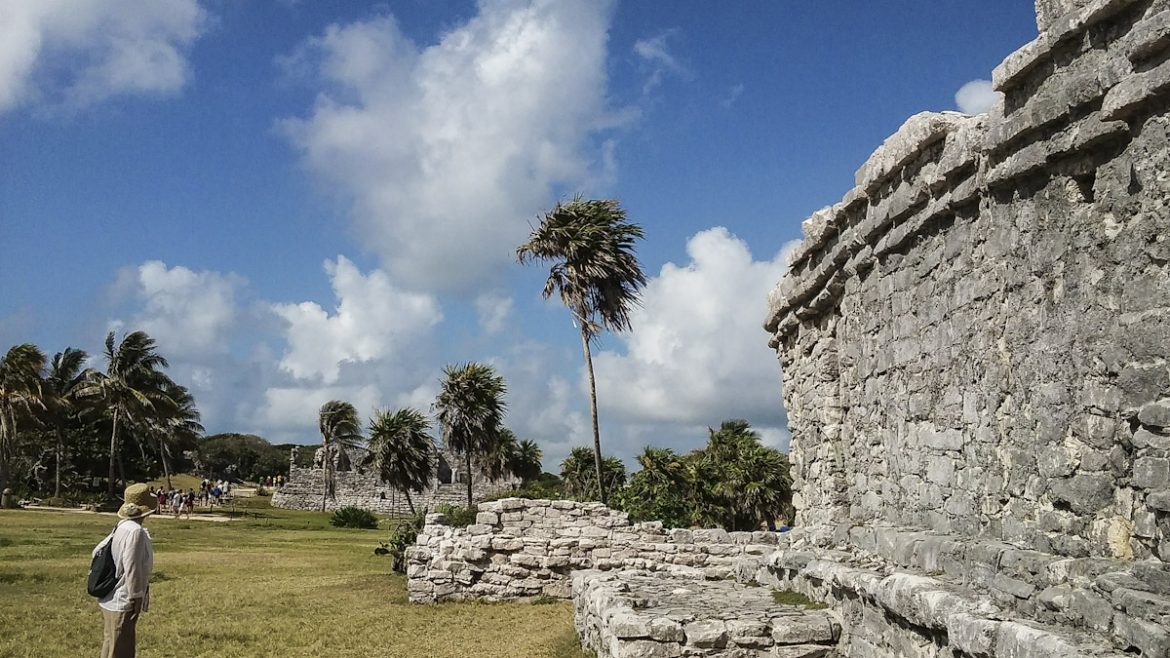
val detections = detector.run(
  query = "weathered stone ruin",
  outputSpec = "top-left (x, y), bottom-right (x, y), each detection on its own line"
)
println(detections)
top-left (272, 445), bottom-right (515, 514)
top-left (408, 1), bottom-right (1170, 656)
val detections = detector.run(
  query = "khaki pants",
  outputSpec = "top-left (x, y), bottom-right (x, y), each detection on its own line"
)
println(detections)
top-left (100, 607), bottom-right (139, 658)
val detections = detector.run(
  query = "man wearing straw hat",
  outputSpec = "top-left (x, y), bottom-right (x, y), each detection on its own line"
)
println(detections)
top-left (94, 484), bottom-right (155, 658)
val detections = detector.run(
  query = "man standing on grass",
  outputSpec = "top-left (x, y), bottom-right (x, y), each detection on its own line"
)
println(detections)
top-left (95, 483), bottom-right (155, 658)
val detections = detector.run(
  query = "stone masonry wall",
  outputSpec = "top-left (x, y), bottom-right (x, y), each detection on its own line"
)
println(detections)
top-left (272, 447), bottom-right (515, 515)
top-left (406, 498), bottom-right (779, 603)
top-left (270, 464), bottom-right (506, 515)
top-left (765, 0), bottom-right (1170, 563)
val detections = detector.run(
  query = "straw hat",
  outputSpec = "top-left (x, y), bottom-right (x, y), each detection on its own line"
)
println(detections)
top-left (117, 483), bottom-right (155, 520)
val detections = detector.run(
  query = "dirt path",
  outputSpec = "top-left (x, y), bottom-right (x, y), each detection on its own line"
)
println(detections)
top-left (21, 506), bottom-right (233, 522)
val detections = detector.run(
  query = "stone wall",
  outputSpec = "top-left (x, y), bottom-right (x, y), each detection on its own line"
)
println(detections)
top-left (406, 498), bottom-right (779, 603)
top-left (272, 447), bottom-right (514, 514)
top-left (765, 0), bottom-right (1170, 563)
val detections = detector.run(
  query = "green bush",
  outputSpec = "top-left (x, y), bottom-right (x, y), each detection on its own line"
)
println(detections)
top-left (433, 503), bottom-right (477, 528)
top-left (330, 506), bottom-right (379, 529)
top-left (254, 486), bottom-right (270, 497)
top-left (386, 512), bottom-right (426, 573)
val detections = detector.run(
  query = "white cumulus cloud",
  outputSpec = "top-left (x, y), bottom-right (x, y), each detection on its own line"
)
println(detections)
top-left (257, 383), bottom-right (384, 438)
top-left (592, 228), bottom-right (800, 448)
top-left (955, 79), bottom-right (1000, 115)
top-left (272, 255), bottom-right (442, 384)
top-left (280, 0), bottom-right (623, 293)
top-left (0, 0), bottom-right (207, 114)
top-left (112, 261), bottom-right (244, 358)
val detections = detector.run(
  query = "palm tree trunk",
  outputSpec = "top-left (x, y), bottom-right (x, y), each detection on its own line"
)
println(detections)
top-left (107, 409), bottom-right (120, 496)
top-left (465, 451), bottom-right (473, 508)
top-left (158, 436), bottom-right (172, 490)
top-left (405, 489), bottom-right (416, 515)
top-left (54, 426), bottom-right (64, 498)
top-left (0, 405), bottom-right (10, 494)
top-left (579, 328), bottom-right (607, 505)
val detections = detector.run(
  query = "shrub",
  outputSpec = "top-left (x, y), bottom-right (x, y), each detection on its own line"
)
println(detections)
top-left (386, 512), bottom-right (426, 573)
top-left (254, 486), bottom-right (270, 497)
top-left (330, 506), bottom-right (379, 529)
top-left (434, 503), bottom-right (477, 528)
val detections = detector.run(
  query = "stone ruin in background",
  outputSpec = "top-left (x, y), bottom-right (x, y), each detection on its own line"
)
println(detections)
top-left (409, 1), bottom-right (1170, 655)
top-left (271, 445), bottom-right (516, 515)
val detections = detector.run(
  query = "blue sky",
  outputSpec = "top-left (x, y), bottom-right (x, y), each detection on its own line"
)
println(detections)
top-left (0, 1), bottom-right (1038, 467)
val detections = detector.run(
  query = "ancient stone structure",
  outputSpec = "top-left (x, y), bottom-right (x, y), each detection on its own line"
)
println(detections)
top-left (408, 2), bottom-right (1170, 656)
top-left (272, 446), bottom-right (515, 514)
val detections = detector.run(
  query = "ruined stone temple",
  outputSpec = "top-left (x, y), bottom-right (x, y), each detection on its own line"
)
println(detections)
top-left (407, 1), bottom-right (1170, 656)
top-left (271, 444), bottom-right (516, 514)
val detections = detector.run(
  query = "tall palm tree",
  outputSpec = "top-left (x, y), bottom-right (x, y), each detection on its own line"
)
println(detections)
top-left (433, 362), bottom-right (506, 507)
top-left (517, 196), bottom-right (646, 504)
top-left (365, 407), bottom-right (434, 514)
top-left (0, 344), bottom-right (47, 493)
top-left (77, 331), bottom-right (171, 495)
top-left (42, 348), bottom-right (88, 497)
top-left (318, 400), bottom-right (362, 511)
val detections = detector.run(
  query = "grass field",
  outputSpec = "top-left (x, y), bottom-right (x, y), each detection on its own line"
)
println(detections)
top-left (0, 503), bottom-right (590, 658)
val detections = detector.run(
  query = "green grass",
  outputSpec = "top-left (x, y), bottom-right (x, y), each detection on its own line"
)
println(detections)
top-left (0, 508), bottom-right (589, 658)
top-left (771, 589), bottom-right (829, 610)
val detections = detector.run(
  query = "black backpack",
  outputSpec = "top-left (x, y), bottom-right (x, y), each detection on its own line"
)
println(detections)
top-left (87, 526), bottom-right (119, 598)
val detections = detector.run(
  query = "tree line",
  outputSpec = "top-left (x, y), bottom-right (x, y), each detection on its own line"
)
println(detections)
top-left (313, 361), bottom-right (542, 513)
top-left (0, 331), bottom-right (202, 498)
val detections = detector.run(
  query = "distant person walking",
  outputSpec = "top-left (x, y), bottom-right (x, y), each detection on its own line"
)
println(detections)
top-left (94, 484), bottom-right (155, 658)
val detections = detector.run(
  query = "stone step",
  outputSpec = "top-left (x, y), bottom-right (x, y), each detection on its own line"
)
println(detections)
top-left (756, 547), bottom-right (1153, 658)
top-left (572, 569), bottom-right (843, 658)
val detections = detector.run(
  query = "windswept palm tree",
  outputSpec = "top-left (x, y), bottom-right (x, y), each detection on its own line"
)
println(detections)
top-left (42, 348), bottom-right (88, 497)
top-left (366, 407), bottom-right (434, 514)
top-left (560, 446), bottom-right (626, 501)
top-left (146, 381), bottom-right (204, 490)
top-left (433, 363), bottom-right (506, 507)
top-left (517, 196), bottom-right (646, 504)
top-left (77, 331), bottom-right (171, 495)
top-left (510, 438), bottom-right (543, 485)
top-left (318, 400), bottom-right (362, 511)
top-left (692, 420), bottom-right (793, 530)
top-left (0, 344), bottom-right (47, 493)
top-left (480, 426), bottom-right (519, 484)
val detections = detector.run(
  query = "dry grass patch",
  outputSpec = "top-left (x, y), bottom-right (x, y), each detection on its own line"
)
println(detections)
top-left (0, 508), bottom-right (589, 658)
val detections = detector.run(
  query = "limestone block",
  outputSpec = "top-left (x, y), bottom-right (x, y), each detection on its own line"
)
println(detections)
top-left (1134, 458), bottom-right (1170, 491)
top-left (1112, 614), bottom-right (1170, 657)
top-left (683, 620), bottom-right (727, 648)
top-left (771, 645), bottom-right (835, 658)
top-left (1139, 400), bottom-right (1170, 430)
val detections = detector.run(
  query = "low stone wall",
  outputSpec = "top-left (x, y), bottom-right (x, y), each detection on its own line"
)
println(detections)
top-left (572, 570), bottom-right (843, 658)
top-left (406, 498), bottom-right (779, 603)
